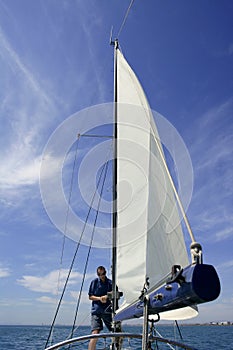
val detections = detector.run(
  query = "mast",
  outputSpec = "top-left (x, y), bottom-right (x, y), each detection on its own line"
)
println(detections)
top-left (111, 38), bottom-right (119, 330)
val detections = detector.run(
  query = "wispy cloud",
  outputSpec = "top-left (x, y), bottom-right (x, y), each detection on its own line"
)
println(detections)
top-left (0, 297), bottom-right (33, 307)
top-left (193, 98), bottom-right (232, 172)
top-left (0, 26), bottom-right (53, 106)
top-left (188, 98), bottom-right (233, 242)
top-left (215, 227), bottom-right (233, 242)
top-left (37, 296), bottom-right (66, 304)
top-left (0, 25), bottom-right (59, 203)
top-left (1, 156), bottom-right (41, 189)
top-left (17, 269), bottom-right (81, 294)
top-left (218, 259), bottom-right (233, 269)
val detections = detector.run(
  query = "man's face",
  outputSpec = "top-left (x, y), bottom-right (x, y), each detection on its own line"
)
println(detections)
top-left (97, 269), bottom-right (106, 282)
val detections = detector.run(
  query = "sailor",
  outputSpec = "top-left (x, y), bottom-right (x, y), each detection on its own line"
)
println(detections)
top-left (88, 266), bottom-right (112, 350)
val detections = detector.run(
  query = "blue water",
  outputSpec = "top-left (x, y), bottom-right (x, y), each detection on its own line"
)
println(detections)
top-left (0, 324), bottom-right (232, 350)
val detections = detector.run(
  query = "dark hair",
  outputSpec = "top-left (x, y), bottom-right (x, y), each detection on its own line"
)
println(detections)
top-left (97, 266), bottom-right (106, 274)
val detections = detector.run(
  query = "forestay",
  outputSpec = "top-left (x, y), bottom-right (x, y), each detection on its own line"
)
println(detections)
top-left (116, 49), bottom-right (189, 309)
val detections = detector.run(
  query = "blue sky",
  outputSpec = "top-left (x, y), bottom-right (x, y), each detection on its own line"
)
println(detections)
top-left (0, 0), bottom-right (232, 326)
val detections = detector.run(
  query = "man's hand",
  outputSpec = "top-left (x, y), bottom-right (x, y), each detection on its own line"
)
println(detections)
top-left (100, 295), bottom-right (108, 303)
top-left (89, 294), bottom-right (109, 303)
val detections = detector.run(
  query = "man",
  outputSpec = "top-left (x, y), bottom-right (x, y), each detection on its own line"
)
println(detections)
top-left (88, 266), bottom-right (112, 350)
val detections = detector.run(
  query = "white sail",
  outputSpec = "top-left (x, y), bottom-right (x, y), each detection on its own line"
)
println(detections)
top-left (155, 305), bottom-right (198, 321)
top-left (116, 49), bottom-right (189, 309)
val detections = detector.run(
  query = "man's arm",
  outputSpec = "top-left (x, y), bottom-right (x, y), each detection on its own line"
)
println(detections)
top-left (89, 295), bottom-right (108, 303)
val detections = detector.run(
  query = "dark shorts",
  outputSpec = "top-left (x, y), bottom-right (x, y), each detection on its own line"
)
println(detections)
top-left (91, 312), bottom-right (112, 332)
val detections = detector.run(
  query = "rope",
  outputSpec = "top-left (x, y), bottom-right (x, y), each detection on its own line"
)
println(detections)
top-left (56, 136), bottom-right (81, 296)
top-left (63, 135), bottom-right (81, 243)
top-left (44, 137), bottom-right (112, 349)
top-left (154, 329), bottom-right (175, 350)
top-left (46, 137), bottom-right (81, 347)
top-left (117, 0), bottom-right (135, 38)
top-left (68, 159), bottom-right (110, 344)
top-left (175, 320), bottom-right (183, 340)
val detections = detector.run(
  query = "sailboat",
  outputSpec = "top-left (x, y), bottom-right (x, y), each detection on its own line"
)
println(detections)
top-left (44, 40), bottom-right (220, 349)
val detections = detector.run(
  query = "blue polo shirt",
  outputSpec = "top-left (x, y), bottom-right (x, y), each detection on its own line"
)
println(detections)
top-left (88, 277), bottom-right (112, 315)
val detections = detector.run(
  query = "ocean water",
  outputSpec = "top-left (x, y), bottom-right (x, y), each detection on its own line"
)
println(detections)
top-left (0, 324), bottom-right (232, 350)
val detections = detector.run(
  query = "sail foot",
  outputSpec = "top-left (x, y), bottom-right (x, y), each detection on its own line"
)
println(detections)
top-left (114, 264), bottom-right (220, 322)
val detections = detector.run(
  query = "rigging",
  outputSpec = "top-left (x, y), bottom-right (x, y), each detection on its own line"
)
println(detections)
top-left (117, 0), bottom-right (135, 38)
top-left (44, 135), bottom-right (112, 349)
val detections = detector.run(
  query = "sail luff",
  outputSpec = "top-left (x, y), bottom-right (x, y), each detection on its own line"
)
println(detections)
top-left (112, 40), bottom-right (118, 320)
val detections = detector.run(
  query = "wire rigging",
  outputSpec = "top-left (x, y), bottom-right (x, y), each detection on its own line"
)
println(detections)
top-left (117, 0), bottom-right (135, 38)
top-left (68, 159), bottom-right (110, 344)
top-left (46, 137), bottom-right (81, 348)
top-left (55, 136), bottom-right (81, 304)
top-left (44, 136), bottom-right (113, 349)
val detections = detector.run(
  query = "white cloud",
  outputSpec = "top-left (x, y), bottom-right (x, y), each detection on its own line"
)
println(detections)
top-left (1, 155), bottom-right (41, 189)
top-left (37, 296), bottom-right (59, 304)
top-left (0, 265), bottom-right (11, 278)
top-left (37, 294), bottom-right (88, 305)
top-left (17, 269), bottom-right (81, 294)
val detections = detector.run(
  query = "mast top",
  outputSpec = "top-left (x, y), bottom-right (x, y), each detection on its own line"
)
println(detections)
top-left (114, 39), bottom-right (119, 49)
top-left (109, 27), bottom-right (119, 49)
top-left (110, 38), bottom-right (119, 49)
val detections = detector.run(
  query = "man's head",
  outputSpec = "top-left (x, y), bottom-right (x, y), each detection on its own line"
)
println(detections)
top-left (97, 266), bottom-right (106, 281)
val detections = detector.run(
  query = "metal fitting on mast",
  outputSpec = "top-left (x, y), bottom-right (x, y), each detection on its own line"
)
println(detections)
top-left (190, 242), bottom-right (203, 264)
top-left (110, 27), bottom-right (119, 49)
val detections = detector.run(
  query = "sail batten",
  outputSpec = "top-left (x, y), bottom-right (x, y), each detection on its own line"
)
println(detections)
top-left (116, 49), bottom-right (189, 309)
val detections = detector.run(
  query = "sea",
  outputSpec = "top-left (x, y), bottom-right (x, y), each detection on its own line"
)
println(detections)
top-left (0, 324), bottom-right (232, 350)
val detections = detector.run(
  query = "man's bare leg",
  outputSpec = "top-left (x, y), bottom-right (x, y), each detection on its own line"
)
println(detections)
top-left (88, 329), bottom-right (99, 350)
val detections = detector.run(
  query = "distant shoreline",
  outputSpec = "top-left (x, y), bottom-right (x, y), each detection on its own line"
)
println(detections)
top-left (0, 323), bottom-right (232, 327)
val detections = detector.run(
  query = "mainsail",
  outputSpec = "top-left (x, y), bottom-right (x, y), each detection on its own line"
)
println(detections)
top-left (115, 49), bottom-right (189, 310)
